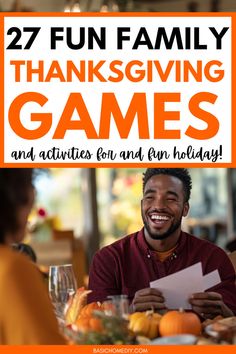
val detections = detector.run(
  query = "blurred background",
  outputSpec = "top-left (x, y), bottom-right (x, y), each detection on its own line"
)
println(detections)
top-left (0, 0), bottom-right (236, 12)
top-left (22, 168), bottom-right (236, 286)
top-left (2, 0), bottom-right (236, 285)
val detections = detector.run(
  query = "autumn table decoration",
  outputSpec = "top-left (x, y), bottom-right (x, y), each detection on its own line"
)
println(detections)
top-left (159, 309), bottom-right (202, 337)
top-left (129, 311), bottom-right (162, 339)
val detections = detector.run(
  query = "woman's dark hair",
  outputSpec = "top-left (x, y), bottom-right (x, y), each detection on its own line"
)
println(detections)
top-left (12, 243), bottom-right (37, 263)
top-left (0, 169), bottom-right (33, 244)
top-left (143, 168), bottom-right (192, 202)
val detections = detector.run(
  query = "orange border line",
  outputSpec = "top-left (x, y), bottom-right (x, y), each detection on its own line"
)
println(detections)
top-left (1, 12), bottom-right (236, 17)
top-left (231, 14), bottom-right (235, 166)
top-left (1, 163), bottom-right (234, 168)
top-left (0, 345), bottom-right (235, 354)
top-left (0, 14), bottom-right (4, 165)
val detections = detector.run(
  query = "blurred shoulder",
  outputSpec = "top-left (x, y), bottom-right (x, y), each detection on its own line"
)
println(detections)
top-left (184, 231), bottom-right (229, 257)
top-left (0, 245), bottom-right (36, 278)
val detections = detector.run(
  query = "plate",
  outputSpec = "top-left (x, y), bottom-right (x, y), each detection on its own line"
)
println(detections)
top-left (204, 324), bottom-right (219, 338)
top-left (150, 334), bottom-right (197, 345)
top-left (204, 317), bottom-right (236, 339)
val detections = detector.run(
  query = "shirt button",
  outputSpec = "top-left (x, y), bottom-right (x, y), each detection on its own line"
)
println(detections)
top-left (147, 254), bottom-right (151, 258)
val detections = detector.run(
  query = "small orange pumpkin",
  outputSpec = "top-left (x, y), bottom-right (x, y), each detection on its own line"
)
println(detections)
top-left (129, 311), bottom-right (162, 339)
top-left (159, 309), bottom-right (201, 337)
top-left (75, 316), bottom-right (103, 333)
top-left (79, 302), bottom-right (102, 318)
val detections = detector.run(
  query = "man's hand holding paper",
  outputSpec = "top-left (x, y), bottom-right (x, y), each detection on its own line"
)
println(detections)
top-left (132, 288), bottom-right (166, 313)
top-left (190, 292), bottom-right (234, 319)
top-left (149, 262), bottom-right (234, 318)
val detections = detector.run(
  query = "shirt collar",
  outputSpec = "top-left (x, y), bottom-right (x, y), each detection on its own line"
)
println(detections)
top-left (137, 227), bottom-right (187, 257)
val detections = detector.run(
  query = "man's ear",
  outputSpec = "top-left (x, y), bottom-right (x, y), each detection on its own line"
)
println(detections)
top-left (183, 202), bottom-right (189, 217)
top-left (141, 198), bottom-right (144, 207)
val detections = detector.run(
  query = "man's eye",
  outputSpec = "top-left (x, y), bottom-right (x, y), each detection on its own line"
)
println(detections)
top-left (145, 196), bottom-right (153, 200)
top-left (167, 198), bottom-right (177, 202)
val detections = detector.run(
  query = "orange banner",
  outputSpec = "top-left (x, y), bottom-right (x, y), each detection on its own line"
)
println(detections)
top-left (0, 346), bottom-right (236, 354)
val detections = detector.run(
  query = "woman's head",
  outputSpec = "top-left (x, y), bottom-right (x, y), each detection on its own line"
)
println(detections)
top-left (0, 169), bottom-right (34, 244)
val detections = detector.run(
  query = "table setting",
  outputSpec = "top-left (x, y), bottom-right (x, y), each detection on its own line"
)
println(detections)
top-left (47, 264), bottom-right (236, 345)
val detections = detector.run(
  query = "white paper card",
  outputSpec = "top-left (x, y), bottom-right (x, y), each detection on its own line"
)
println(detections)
top-left (150, 262), bottom-right (221, 310)
top-left (203, 270), bottom-right (221, 290)
top-left (150, 263), bottom-right (204, 309)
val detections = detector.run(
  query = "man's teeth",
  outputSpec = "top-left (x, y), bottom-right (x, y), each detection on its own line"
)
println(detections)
top-left (150, 215), bottom-right (169, 220)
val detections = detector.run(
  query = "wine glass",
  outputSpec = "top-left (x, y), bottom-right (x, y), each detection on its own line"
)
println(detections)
top-left (105, 295), bottom-right (129, 319)
top-left (49, 264), bottom-right (77, 319)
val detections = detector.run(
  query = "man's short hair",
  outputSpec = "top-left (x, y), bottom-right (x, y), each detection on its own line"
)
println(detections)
top-left (143, 168), bottom-right (192, 202)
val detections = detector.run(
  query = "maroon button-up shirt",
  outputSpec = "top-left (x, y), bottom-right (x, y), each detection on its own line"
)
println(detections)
top-left (88, 229), bottom-right (236, 314)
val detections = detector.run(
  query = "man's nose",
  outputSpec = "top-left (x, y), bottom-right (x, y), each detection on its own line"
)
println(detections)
top-left (153, 196), bottom-right (167, 209)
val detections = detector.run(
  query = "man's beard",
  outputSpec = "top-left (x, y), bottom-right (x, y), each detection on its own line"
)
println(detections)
top-left (142, 212), bottom-right (183, 240)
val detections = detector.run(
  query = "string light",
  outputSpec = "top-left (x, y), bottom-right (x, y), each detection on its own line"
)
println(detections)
top-left (100, 0), bottom-right (120, 12)
top-left (100, 5), bottom-right (109, 12)
top-left (112, 1), bottom-right (119, 11)
top-left (64, 0), bottom-right (81, 13)
top-left (64, 5), bottom-right (71, 12)
top-left (71, 1), bottom-right (81, 12)
top-left (64, 0), bottom-right (72, 12)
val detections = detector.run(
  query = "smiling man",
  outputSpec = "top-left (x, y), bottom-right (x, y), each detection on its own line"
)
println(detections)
top-left (88, 168), bottom-right (236, 319)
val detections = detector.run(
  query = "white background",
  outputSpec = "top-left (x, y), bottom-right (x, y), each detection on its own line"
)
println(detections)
top-left (4, 15), bottom-right (232, 164)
